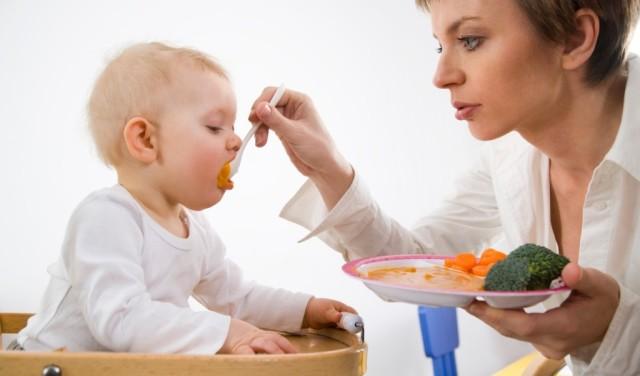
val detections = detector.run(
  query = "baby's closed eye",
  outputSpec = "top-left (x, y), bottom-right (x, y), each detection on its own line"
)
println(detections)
top-left (206, 125), bottom-right (223, 134)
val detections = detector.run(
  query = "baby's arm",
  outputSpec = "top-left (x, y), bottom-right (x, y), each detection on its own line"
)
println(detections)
top-left (67, 199), bottom-right (231, 353)
top-left (191, 213), bottom-right (358, 336)
top-left (192, 217), bottom-right (311, 332)
top-left (220, 319), bottom-right (297, 354)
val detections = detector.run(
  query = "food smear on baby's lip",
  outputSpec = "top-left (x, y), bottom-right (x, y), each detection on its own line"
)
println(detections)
top-left (216, 162), bottom-right (234, 190)
top-left (363, 264), bottom-right (485, 291)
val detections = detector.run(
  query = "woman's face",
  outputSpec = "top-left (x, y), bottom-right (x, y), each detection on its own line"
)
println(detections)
top-left (430, 0), bottom-right (567, 140)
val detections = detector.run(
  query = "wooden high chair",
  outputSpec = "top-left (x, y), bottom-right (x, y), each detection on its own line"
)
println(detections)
top-left (0, 313), bottom-right (366, 376)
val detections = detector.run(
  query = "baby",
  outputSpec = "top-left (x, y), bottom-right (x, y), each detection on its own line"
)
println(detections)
top-left (14, 42), bottom-right (356, 354)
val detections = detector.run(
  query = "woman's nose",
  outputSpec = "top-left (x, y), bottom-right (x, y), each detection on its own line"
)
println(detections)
top-left (432, 54), bottom-right (465, 89)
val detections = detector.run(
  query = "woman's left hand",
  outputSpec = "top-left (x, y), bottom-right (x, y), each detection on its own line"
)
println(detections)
top-left (465, 263), bottom-right (620, 359)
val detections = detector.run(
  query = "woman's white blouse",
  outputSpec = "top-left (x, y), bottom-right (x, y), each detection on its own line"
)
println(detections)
top-left (280, 56), bottom-right (640, 375)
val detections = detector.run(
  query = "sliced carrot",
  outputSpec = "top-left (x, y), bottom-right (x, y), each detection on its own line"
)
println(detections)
top-left (478, 248), bottom-right (506, 265)
top-left (453, 252), bottom-right (477, 271)
top-left (443, 248), bottom-right (504, 277)
top-left (478, 255), bottom-right (504, 265)
top-left (448, 264), bottom-right (470, 273)
top-left (471, 262), bottom-right (495, 276)
top-left (480, 248), bottom-right (506, 259)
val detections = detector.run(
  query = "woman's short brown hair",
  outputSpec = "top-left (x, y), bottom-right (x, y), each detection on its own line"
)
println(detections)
top-left (416, 0), bottom-right (640, 85)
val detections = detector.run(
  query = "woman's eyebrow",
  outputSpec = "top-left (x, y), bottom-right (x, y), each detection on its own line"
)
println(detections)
top-left (433, 16), bottom-right (482, 39)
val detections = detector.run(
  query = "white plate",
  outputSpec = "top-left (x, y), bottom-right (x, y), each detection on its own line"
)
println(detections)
top-left (342, 254), bottom-right (570, 309)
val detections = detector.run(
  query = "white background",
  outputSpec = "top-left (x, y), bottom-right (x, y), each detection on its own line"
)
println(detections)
top-left (1, 1), bottom-right (638, 374)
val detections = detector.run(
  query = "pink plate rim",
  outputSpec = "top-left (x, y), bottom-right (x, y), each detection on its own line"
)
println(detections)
top-left (342, 254), bottom-right (571, 297)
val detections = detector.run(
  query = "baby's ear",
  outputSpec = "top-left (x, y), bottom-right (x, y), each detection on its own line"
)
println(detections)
top-left (123, 117), bottom-right (158, 163)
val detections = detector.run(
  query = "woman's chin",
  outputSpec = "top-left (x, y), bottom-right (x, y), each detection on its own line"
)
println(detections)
top-left (467, 121), bottom-right (510, 141)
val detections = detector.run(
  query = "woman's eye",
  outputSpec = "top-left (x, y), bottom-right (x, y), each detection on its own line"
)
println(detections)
top-left (435, 43), bottom-right (443, 54)
top-left (458, 36), bottom-right (482, 51)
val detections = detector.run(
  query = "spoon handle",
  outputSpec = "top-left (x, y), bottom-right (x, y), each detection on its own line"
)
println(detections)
top-left (230, 84), bottom-right (286, 177)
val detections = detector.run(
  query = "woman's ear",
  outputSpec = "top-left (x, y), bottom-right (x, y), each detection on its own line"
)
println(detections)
top-left (562, 8), bottom-right (600, 72)
top-left (123, 117), bottom-right (158, 163)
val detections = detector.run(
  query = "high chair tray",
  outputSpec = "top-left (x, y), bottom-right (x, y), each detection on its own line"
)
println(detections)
top-left (0, 313), bottom-right (366, 376)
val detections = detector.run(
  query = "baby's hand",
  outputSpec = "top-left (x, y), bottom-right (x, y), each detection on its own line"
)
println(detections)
top-left (219, 319), bottom-right (297, 355)
top-left (302, 297), bottom-right (357, 329)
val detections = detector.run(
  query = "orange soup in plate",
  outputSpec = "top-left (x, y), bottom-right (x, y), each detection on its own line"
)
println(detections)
top-left (363, 265), bottom-right (484, 291)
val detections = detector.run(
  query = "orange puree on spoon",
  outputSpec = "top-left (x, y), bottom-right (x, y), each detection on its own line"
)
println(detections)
top-left (217, 162), bottom-right (234, 190)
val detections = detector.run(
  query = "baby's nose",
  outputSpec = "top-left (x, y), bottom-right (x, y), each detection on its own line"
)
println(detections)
top-left (229, 133), bottom-right (241, 152)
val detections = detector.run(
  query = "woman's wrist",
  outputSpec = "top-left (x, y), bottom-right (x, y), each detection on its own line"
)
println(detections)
top-left (309, 154), bottom-right (355, 210)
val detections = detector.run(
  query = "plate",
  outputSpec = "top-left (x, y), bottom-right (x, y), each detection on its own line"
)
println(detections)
top-left (342, 254), bottom-right (570, 308)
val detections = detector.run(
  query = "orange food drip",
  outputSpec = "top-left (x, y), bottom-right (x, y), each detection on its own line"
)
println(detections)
top-left (217, 162), bottom-right (234, 190)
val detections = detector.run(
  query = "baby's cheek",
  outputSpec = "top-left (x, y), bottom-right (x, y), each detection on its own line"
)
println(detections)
top-left (191, 150), bottom-right (219, 177)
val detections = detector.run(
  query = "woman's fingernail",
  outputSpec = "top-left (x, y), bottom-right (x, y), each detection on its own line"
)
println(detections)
top-left (258, 103), bottom-right (272, 118)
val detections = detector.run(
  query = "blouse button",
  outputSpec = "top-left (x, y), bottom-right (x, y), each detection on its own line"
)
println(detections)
top-left (594, 201), bottom-right (608, 211)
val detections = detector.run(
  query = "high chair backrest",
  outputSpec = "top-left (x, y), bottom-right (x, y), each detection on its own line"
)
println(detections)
top-left (0, 313), bottom-right (32, 349)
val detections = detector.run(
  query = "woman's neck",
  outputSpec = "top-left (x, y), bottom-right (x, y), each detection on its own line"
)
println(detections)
top-left (519, 71), bottom-right (627, 177)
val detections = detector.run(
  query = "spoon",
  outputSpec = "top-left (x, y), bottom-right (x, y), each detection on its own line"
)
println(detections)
top-left (230, 84), bottom-right (286, 177)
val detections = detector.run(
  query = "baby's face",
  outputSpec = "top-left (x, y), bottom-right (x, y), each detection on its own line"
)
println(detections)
top-left (153, 65), bottom-right (241, 210)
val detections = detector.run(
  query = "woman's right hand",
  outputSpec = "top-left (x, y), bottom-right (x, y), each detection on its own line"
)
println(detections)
top-left (219, 318), bottom-right (297, 355)
top-left (249, 87), bottom-right (354, 208)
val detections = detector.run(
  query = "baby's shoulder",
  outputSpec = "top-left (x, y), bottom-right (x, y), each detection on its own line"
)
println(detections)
top-left (72, 185), bottom-right (143, 224)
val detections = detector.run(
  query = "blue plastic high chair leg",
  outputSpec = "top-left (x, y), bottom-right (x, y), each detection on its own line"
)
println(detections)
top-left (418, 306), bottom-right (459, 376)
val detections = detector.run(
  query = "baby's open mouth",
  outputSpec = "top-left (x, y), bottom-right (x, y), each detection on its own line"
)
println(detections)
top-left (217, 162), bottom-right (234, 190)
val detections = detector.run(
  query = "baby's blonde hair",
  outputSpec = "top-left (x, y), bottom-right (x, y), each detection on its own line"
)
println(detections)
top-left (87, 42), bottom-right (228, 166)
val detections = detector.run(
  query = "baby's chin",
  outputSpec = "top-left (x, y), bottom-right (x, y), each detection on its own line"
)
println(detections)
top-left (185, 191), bottom-right (225, 211)
top-left (209, 190), bottom-right (226, 206)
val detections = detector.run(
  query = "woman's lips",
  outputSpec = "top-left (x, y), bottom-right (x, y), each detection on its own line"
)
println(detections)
top-left (453, 103), bottom-right (481, 121)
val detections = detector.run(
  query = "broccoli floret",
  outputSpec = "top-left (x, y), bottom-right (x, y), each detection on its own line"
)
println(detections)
top-left (483, 258), bottom-right (530, 291)
top-left (484, 244), bottom-right (569, 291)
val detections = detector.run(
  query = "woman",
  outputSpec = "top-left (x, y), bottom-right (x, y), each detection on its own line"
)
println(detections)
top-left (249, 0), bottom-right (639, 374)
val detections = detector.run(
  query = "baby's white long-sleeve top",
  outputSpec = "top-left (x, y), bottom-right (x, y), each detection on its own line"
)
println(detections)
top-left (18, 185), bottom-right (311, 354)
